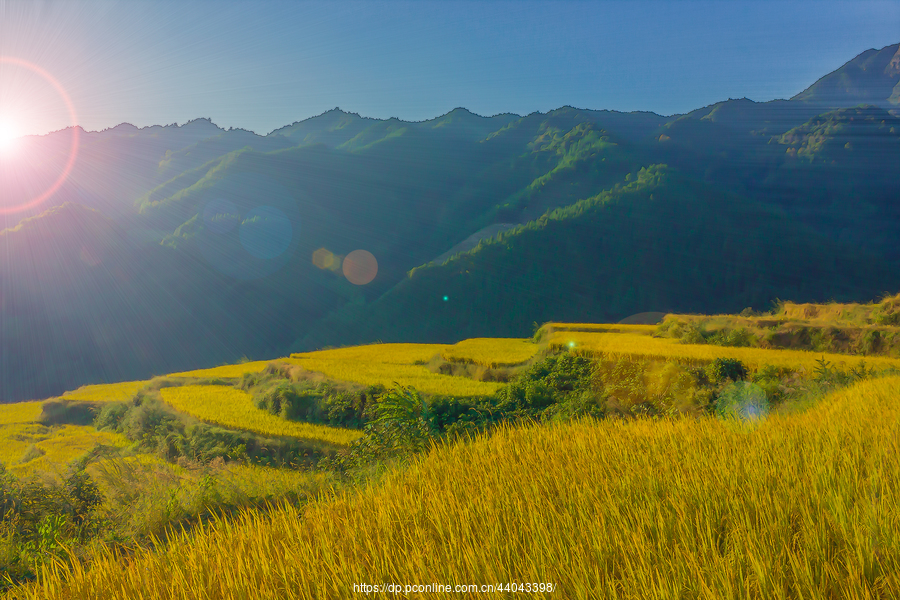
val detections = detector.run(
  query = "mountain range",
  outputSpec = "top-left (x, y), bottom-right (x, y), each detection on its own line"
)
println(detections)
top-left (1, 42), bottom-right (898, 402)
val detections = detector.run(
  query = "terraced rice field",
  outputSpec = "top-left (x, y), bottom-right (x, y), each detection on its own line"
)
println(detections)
top-left (289, 343), bottom-right (503, 396)
top-left (548, 329), bottom-right (900, 372)
top-left (167, 360), bottom-right (273, 379)
top-left (60, 380), bottom-right (146, 403)
top-left (158, 385), bottom-right (363, 446)
top-left (0, 400), bottom-right (45, 425)
top-left (0, 422), bottom-right (129, 478)
top-left (441, 338), bottom-right (538, 367)
top-left (544, 322), bottom-right (658, 334)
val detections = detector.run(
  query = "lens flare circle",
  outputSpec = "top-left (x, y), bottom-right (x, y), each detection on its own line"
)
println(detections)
top-left (342, 249), bottom-right (378, 285)
top-left (716, 381), bottom-right (769, 427)
top-left (0, 56), bottom-right (80, 215)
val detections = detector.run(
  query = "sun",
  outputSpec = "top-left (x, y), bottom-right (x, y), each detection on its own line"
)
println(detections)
top-left (0, 115), bottom-right (22, 153)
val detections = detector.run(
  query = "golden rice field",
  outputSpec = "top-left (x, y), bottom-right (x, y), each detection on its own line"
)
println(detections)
top-left (289, 343), bottom-right (503, 396)
top-left (441, 337), bottom-right (538, 367)
top-left (0, 423), bottom-right (129, 479)
top-left (18, 376), bottom-right (900, 599)
top-left (295, 343), bottom-right (448, 365)
top-left (167, 360), bottom-right (273, 379)
top-left (549, 330), bottom-right (900, 373)
top-left (59, 380), bottom-right (146, 403)
top-left (157, 385), bottom-right (363, 446)
top-left (0, 401), bottom-right (44, 425)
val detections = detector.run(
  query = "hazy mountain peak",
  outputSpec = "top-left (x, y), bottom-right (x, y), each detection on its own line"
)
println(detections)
top-left (792, 42), bottom-right (900, 108)
top-left (445, 107), bottom-right (477, 117)
top-left (266, 107), bottom-right (376, 142)
top-left (182, 117), bottom-right (222, 132)
top-left (105, 123), bottom-right (140, 134)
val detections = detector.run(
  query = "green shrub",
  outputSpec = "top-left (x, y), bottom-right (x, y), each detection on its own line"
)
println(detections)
top-left (861, 330), bottom-right (882, 355)
top-left (680, 322), bottom-right (707, 344)
top-left (371, 385), bottom-right (435, 455)
top-left (255, 382), bottom-right (325, 422)
top-left (426, 396), bottom-right (481, 433)
top-left (711, 327), bottom-right (754, 347)
top-left (238, 371), bottom-right (269, 392)
top-left (121, 400), bottom-right (179, 442)
top-left (545, 390), bottom-right (606, 421)
top-left (750, 364), bottom-right (789, 404)
top-left (61, 462), bottom-right (104, 541)
top-left (655, 316), bottom-right (685, 338)
top-left (706, 358), bottom-right (748, 383)
top-left (323, 387), bottom-right (382, 428)
top-left (39, 400), bottom-right (100, 426)
top-left (94, 402), bottom-right (129, 432)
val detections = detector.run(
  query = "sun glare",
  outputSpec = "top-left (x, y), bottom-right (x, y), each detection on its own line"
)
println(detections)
top-left (0, 116), bottom-right (21, 153)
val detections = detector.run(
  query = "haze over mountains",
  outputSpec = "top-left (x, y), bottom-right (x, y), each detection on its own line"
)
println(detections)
top-left (1, 43), bottom-right (899, 402)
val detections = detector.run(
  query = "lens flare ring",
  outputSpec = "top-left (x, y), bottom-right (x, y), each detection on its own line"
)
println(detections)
top-left (0, 56), bottom-right (80, 215)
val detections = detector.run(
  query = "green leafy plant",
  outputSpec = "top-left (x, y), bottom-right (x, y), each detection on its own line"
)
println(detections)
top-left (706, 358), bottom-right (748, 383)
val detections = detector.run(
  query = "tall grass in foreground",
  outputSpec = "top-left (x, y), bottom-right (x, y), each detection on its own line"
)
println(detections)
top-left (84, 455), bottom-right (334, 542)
top-left (15, 377), bottom-right (900, 599)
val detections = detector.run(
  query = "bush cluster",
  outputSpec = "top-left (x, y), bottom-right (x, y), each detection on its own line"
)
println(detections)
top-left (94, 395), bottom-right (317, 468)
top-left (240, 372), bottom-right (383, 429)
top-left (326, 353), bottom-right (604, 475)
top-left (0, 460), bottom-right (104, 588)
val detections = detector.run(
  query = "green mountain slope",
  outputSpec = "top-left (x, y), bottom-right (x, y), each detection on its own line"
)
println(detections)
top-left (294, 165), bottom-right (900, 349)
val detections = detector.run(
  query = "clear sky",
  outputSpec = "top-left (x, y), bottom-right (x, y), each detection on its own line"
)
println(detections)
top-left (0, 0), bottom-right (897, 137)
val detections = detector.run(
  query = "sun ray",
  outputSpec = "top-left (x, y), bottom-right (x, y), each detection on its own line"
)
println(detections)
top-left (0, 115), bottom-right (21, 153)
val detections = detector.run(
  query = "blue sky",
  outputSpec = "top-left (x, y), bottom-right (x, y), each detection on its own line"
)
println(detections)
top-left (0, 0), bottom-right (897, 136)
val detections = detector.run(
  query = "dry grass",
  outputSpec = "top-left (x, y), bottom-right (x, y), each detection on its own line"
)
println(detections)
top-left (289, 343), bottom-right (502, 396)
top-left (441, 338), bottom-right (538, 368)
top-left (775, 294), bottom-right (897, 324)
top-left (157, 385), bottom-right (363, 446)
top-left (549, 330), bottom-right (900, 373)
top-left (17, 376), bottom-right (900, 599)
